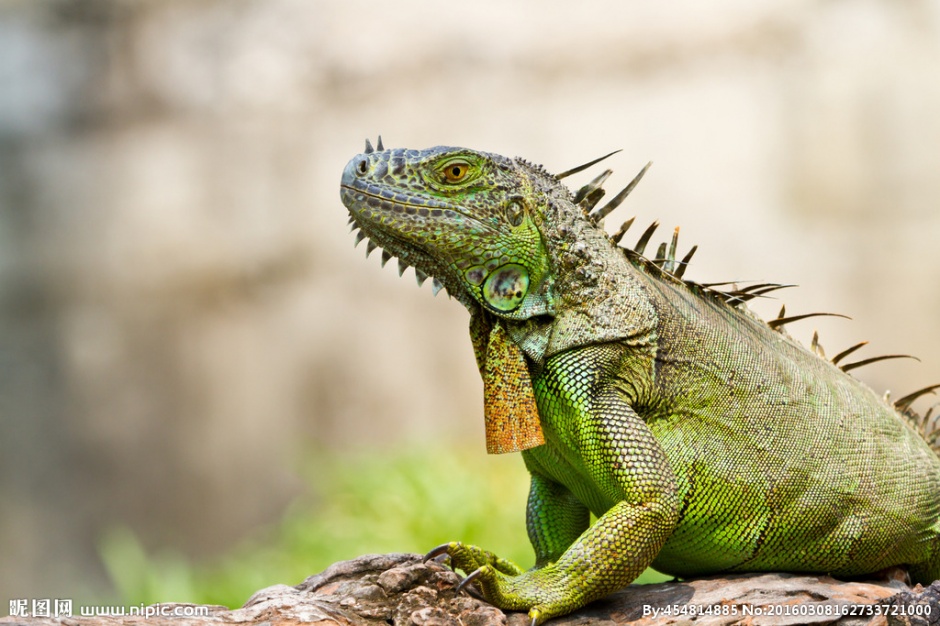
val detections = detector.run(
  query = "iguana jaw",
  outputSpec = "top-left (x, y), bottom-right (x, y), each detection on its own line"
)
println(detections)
top-left (341, 182), bottom-right (459, 292)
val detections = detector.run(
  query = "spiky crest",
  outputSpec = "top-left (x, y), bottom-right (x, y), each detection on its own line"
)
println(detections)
top-left (895, 385), bottom-right (940, 412)
top-left (345, 139), bottom-right (940, 443)
top-left (557, 148), bottom-right (939, 439)
top-left (902, 404), bottom-right (940, 456)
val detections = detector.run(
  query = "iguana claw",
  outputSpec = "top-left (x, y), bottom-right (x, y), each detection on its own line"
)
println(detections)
top-left (423, 543), bottom-right (452, 562)
top-left (457, 567), bottom-right (546, 625)
top-left (454, 567), bottom-right (483, 595)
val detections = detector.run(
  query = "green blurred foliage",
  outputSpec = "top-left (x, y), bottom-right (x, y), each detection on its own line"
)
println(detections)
top-left (99, 445), bottom-right (669, 608)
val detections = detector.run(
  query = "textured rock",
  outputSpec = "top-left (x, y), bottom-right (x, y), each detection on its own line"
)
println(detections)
top-left (883, 582), bottom-right (940, 626)
top-left (3, 554), bottom-right (938, 626)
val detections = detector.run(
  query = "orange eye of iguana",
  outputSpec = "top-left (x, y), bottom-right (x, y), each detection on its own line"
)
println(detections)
top-left (442, 162), bottom-right (470, 183)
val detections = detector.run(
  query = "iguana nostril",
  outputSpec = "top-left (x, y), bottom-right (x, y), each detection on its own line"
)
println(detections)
top-left (357, 158), bottom-right (368, 175)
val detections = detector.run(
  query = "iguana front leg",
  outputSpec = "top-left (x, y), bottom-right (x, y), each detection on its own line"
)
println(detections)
top-left (433, 346), bottom-right (681, 624)
top-left (525, 472), bottom-right (590, 568)
top-left (427, 473), bottom-right (588, 589)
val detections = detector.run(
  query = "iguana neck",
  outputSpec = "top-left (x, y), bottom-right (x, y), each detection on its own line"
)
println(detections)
top-left (501, 182), bottom-right (659, 367)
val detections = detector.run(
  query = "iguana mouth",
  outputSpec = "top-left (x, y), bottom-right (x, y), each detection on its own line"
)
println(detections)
top-left (340, 184), bottom-right (454, 213)
top-left (339, 182), bottom-right (488, 228)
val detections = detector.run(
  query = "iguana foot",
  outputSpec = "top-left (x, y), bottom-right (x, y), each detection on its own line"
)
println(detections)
top-left (424, 542), bottom-right (581, 625)
top-left (425, 541), bottom-right (525, 577)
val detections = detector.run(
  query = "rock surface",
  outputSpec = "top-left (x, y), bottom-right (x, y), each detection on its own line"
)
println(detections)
top-left (3, 554), bottom-right (939, 626)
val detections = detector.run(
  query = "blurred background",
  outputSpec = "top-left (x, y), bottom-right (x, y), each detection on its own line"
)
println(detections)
top-left (1, 0), bottom-right (939, 608)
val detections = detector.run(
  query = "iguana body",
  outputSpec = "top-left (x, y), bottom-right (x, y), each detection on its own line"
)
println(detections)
top-left (339, 141), bottom-right (940, 624)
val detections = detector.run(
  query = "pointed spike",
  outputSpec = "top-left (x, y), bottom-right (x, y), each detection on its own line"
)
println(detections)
top-left (724, 284), bottom-right (795, 303)
top-left (893, 384), bottom-right (940, 412)
top-left (381, 250), bottom-right (392, 267)
top-left (777, 304), bottom-right (786, 319)
top-left (415, 268), bottom-right (429, 286)
top-left (712, 291), bottom-right (736, 304)
top-left (654, 242), bottom-right (667, 263)
top-left (376, 135), bottom-right (384, 151)
top-left (713, 285), bottom-right (749, 305)
top-left (725, 291), bottom-right (766, 305)
top-left (573, 169), bottom-right (613, 204)
top-left (754, 284), bottom-right (795, 297)
top-left (767, 312), bottom-right (850, 330)
top-left (840, 354), bottom-right (919, 373)
top-left (398, 259), bottom-right (409, 277)
top-left (757, 282), bottom-right (789, 292)
top-left (674, 245), bottom-right (698, 279)
top-left (831, 341), bottom-right (868, 365)
top-left (555, 149), bottom-right (623, 179)
top-left (611, 217), bottom-right (636, 244)
top-left (431, 278), bottom-right (444, 296)
top-left (349, 222), bottom-right (359, 233)
top-left (734, 282), bottom-right (781, 294)
top-left (923, 406), bottom-right (940, 444)
top-left (581, 187), bottom-right (607, 213)
top-left (354, 231), bottom-right (366, 247)
top-left (589, 169), bottom-right (615, 187)
top-left (733, 284), bottom-right (794, 300)
top-left (927, 410), bottom-right (940, 447)
top-left (811, 331), bottom-right (826, 358)
top-left (701, 280), bottom-right (743, 289)
top-left (634, 221), bottom-right (660, 256)
top-left (364, 138), bottom-right (374, 154)
top-left (666, 227), bottom-right (679, 269)
top-left (593, 161), bottom-right (653, 222)
top-left (365, 240), bottom-right (378, 257)
top-left (347, 215), bottom-right (356, 225)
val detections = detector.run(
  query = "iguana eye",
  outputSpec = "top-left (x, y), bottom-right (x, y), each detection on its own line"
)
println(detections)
top-left (442, 161), bottom-right (470, 183)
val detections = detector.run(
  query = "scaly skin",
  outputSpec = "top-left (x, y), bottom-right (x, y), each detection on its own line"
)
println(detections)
top-left (339, 143), bottom-right (940, 624)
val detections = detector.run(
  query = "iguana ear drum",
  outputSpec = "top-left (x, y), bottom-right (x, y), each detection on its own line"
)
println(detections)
top-left (482, 264), bottom-right (529, 312)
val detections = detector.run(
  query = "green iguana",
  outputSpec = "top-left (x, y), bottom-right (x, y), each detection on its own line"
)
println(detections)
top-left (339, 138), bottom-right (940, 624)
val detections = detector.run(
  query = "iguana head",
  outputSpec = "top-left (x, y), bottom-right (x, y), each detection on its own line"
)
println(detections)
top-left (340, 143), bottom-right (555, 320)
top-left (340, 140), bottom-right (659, 453)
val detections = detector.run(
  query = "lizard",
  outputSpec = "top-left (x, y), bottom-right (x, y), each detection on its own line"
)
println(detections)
top-left (338, 137), bottom-right (940, 624)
